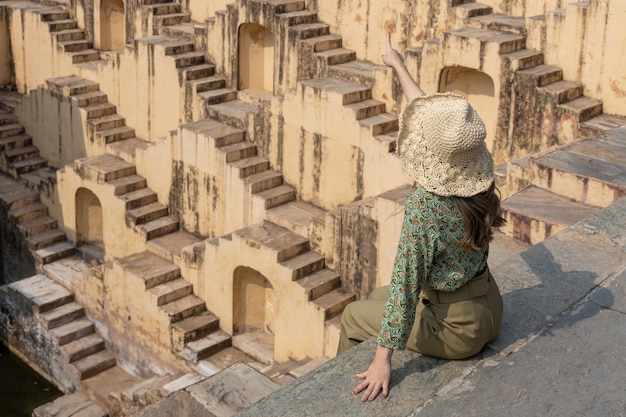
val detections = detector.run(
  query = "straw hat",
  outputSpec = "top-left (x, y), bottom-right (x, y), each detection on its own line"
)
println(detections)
top-left (397, 92), bottom-right (494, 197)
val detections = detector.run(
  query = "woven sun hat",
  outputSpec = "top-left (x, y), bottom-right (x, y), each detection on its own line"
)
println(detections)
top-left (397, 91), bottom-right (494, 197)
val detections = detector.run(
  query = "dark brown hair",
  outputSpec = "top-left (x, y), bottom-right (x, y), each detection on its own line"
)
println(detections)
top-left (452, 183), bottom-right (506, 251)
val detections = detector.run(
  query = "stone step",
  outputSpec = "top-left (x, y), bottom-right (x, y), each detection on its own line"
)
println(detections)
top-left (0, 182), bottom-right (38, 210)
top-left (188, 75), bottom-right (226, 94)
top-left (19, 166), bottom-right (56, 189)
top-left (46, 19), bottom-right (78, 32)
top-left (0, 133), bottom-right (32, 151)
top-left (220, 141), bottom-right (258, 163)
top-left (8, 274), bottom-right (73, 313)
top-left (26, 228), bottom-right (67, 250)
top-left (198, 87), bottom-right (237, 106)
top-left (345, 98), bottom-right (386, 120)
top-left (88, 113), bottom-right (126, 132)
top-left (108, 174), bottom-right (147, 196)
top-left (18, 215), bottom-right (58, 237)
top-left (68, 49), bottom-right (101, 64)
top-left (302, 34), bottom-right (343, 52)
top-left (181, 330), bottom-right (231, 362)
top-left (207, 100), bottom-right (260, 130)
top-left (447, 27), bottom-right (526, 54)
top-left (315, 47), bottom-right (357, 67)
top-left (119, 375), bottom-right (161, 407)
top-left (32, 392), bottom-right (107, 417)
top-left (0, 111), bottom-right (18, 125)
top-left (73, 90), bottom-right (108, 107)
top-left (95, 125), bottom-right (136, 145)
top-left (326, 60), bottom-right (382, 85)
top-left (501, 48), bottom-right (544, 70)
top-left (375, 129), bottom-right (398, 152)
top-left (58, 39), bottom-right (93, 53)
top-left (46, 75), bottom-right (99, 97)
top-left (560, 96), bottom-right (603, 122)
top-left (145, 2), bottom-right (181, 15)
top-left (52, 28), bottom-right (86, 42)
top-left (359, 113), bottom-right (399, 136)
top-left (62, 333), bottom-right (106, 363)
top-left (255, 184), bottom-right (296, 209)
top-left (187, 362), bottom-right (279, 417)
top-left (538, 80), bottom-right (583, 103)
top-left (171, 312), bottom-right (220, 347)
top-left (127, 201), bottom-right (168, 225)
top-left (289, 22), bottom-right (330, 39)
top-left (182, 118), bottom-right (246, 148)
top-left (38, 9), bottom-right (70, 22)
top-left (73, 349), bottom-right (116, 380)
top-left (11, 156), bottom-right (47, 175)
top-left (139, 216), bottom-right (178, 240)
top-left (161, 294), bottom-right (207, 323)
top-left (300, 77), bottom-right (371, 105)
top-left (148, 277), bottom-right (193, 306)
top-left (469, 13), bottom-right (526, 35)
top-left (35, 240), bottom-right (76, 264)
top-left (82, 102), bottom-right (117, 119)
top-left (0, 123), bottom-right (25, 138)
top-left (9, 201), bottom-right (48, 224)
top-left (119, 251), bottom-right (181, 289)
top-left (296, 268), bottom-right (341, 301)
top-left (171, 51), bottom-right (205, 68)
top-left (40, 301), bottom-right (85, 330)
top-left (159, 372), bottom-right (206, 397)
top-left (154, 12), bottom-right (191, 28)
top-left (312, 288), bottom-right (355, 319)
top-left (265, 200), bottom-right (325, 237)
top-left (180, 64), bottom-right (216, 82)
top-left (142, 374), bottom-right (181, 404)
top-left (147, 230), bottom-right (202, 263)
top-left (235, 221), bottom-right (310, 262)
top-left (245, 169), bottom-right (284, 194)
top-left (267, 0), bottom-right (306, 14)
top-left (119, 187), bottom-right (158, 209)
top-left (50, 318), bottom-right (95, 345)
top-left (4, 144), bottom-right (40, 162)
top-left (231, 155), bottom-right (270, 178)
top-left (75, 154), bottom-right (136, 182)
top-left (160, 21), bottom-right (198, 42)
top-left (501, 185), bottom-right (601, 245)
top-left (280, 250), bottom-right (325, 281)
top-left (454, 2), bottom-right (493, 19)
top-left (517, 64), bottom-right (563, 87)
top-left (279, 9), bottom-right (318, 26)
top-left (581, 114), bottom-right (626, 136)
top-left (529, 127), bottom-right (626, 206)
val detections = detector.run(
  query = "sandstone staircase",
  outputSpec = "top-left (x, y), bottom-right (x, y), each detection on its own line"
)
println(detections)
top-left (0, 112), bottom-right (76, 268)
top-left (29, 7), bottom-right (100, 65)
top-left (8, 274), bottom-right (116, 387)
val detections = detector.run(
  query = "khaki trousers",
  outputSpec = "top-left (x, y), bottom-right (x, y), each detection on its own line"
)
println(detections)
top-left (337, 268), bottom-right (503, 359)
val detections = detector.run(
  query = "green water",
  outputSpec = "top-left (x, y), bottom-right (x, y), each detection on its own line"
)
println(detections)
top-left (0, 343), bottom-right (62, 417)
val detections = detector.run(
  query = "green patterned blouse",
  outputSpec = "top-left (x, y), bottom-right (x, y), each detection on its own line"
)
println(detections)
top-left (378, 186), bottom-right (488, 350)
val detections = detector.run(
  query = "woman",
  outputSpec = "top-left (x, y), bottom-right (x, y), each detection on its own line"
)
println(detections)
top-left (337, 34), bottom-right (505, 401)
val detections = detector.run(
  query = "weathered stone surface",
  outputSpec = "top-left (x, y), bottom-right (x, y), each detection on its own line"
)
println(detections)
top-left (491, 225), bottom-right (626, 354)
top-left (188, 362), bottom-right (280, 417)
top-left (129, 391), bottom-right (217, 417)
top-left (417, 299), bottom-right (626, 416)
top-left (238, 338), bottom-right (479, 417)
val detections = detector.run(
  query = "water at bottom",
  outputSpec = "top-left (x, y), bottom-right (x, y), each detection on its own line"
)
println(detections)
top-left (0, 343), bottom-right (62, 417)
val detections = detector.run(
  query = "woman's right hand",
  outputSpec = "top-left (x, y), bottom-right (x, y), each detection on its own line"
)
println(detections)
top-left (381, 33), bottom-right (404, 69)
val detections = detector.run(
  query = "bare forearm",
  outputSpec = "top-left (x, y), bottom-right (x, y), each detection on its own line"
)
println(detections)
top-left (392, 61), bottom-right (424, 102)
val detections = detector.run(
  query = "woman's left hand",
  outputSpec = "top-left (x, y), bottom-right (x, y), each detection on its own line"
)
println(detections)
top-left (352, 345), bottom-right (393, 401)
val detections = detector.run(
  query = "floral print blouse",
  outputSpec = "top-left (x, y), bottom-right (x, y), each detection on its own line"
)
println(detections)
top-left (377, 186), bottom-right (488, 350)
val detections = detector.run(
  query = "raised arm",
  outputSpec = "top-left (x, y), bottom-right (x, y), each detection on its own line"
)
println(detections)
top-left (381, 33), bottom-right (425, 102)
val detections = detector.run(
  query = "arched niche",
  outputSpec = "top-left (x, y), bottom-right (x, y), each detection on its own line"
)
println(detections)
top-left (75, 187), bottom-right (103, 254)
top-left (238, 23), bottom-right (274, 92)
top-left (97, 0), bottom-right (125, 51)
top-left (439, 67), bottom-right (496, 152)
top-left (232, 266), bottom-right (275, 335)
